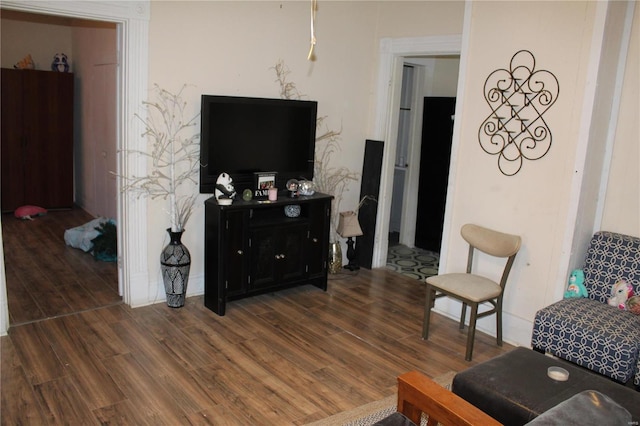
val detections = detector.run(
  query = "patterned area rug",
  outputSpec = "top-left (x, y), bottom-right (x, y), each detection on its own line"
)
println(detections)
top-left (386, 244), bottom-right (439, 281)
top-left (305, 371), bottom-right (455, 426)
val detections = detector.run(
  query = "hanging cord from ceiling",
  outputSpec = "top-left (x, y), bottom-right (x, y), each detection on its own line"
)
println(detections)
top-left (307, 0), bottom-right (317, 61)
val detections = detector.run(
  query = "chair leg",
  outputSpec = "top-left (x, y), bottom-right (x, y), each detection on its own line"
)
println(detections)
top-left (459, 303), bottom-right (467, 330)
top-left (422, 285), bottom-right (435, 340)
top-left (496, 298), bottom-right (503, 346)
top-left (465, 303), bottom-right (479, 361)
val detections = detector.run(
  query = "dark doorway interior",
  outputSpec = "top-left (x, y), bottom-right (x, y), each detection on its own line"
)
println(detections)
top-left (415, 97), bottom-right (456, 252)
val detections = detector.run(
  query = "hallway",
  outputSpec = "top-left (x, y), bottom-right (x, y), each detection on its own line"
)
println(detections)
top-left (2, 208), bottom-right (120, 325)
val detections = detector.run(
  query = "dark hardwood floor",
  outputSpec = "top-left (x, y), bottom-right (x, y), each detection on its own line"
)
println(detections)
top-left (2, 207), bottom-right (120, 325)
top-left (1, 209), bottom-right (515, 425)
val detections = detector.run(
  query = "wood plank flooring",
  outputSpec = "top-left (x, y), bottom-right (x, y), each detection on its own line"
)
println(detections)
top-left (2, 208), bottom-right (120, 325)
top-left (1, 266), bottom-right (515, 425)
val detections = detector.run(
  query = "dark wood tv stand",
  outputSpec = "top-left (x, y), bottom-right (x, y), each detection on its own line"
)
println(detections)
top-left (204, 192), bottom-right (333, 315)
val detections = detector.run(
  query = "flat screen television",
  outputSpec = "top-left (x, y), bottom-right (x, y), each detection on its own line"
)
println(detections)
top-left (199, 95), bottom-right (318, 195)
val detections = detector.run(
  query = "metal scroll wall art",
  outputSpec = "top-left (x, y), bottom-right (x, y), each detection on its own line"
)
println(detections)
top-left (479, 50), bottom-right (559, 176)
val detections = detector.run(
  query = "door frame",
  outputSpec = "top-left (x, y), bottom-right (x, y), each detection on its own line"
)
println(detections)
top-left (371, 30), bottom-right (466, 269)
top-left (0, 0), bottom-right (150, 335)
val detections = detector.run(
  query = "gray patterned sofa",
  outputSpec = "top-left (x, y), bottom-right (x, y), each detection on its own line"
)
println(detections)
top-left (531, 231), bottom-right (640, 388)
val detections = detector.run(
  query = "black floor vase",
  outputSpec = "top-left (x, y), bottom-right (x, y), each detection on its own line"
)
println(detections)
top-left (160, 228), bottom-right (191, 308)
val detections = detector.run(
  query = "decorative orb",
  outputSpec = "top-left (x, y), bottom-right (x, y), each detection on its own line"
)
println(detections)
top-left (242, 188), bottom-right (253, 201)
top-left (299, 180), bottom-right (315, 196)
top-left (286, 179), bottom-right (299, 191)
top-left (284, 205), bottom-right (301, 218)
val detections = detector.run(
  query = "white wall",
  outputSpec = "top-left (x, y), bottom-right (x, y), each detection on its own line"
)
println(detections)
top-left (72, 23), bottom-right (118, 220)
top-left (424, 56), bottom-right (460, 97)
top-left (600, 2), bottom-right (639, 237)
top-left (445, 1), bottom-right (596, 342)
top-left (0, 10), bottom-right (72, 69)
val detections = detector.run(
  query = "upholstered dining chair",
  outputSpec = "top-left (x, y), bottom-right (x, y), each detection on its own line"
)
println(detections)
top-left (422, 223), bottom-right (521, 361)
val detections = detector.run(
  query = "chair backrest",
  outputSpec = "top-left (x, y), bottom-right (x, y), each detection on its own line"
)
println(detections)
top-left (461, 223), bottom-right (522, 289)
top-left (583, 231), bottom-right (640, 304)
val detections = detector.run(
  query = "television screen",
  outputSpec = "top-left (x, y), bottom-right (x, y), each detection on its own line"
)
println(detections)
top-left (200, 95), bottom-right (317, 194)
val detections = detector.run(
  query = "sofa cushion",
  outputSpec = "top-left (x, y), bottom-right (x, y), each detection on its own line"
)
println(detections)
top-left (526, 390), bottom-right (632, 425)
top-left (583, 231), bottom-right (640, 304)
top-left (532, 297), bottom-right (640, 383)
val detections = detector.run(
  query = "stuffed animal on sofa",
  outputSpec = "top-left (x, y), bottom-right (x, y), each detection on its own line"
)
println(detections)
top-left (607, 280), bottom-right (634, 310)
top-left (564, 269), bottom-right (588, 299)
top-left (626, 295), bottom-right (640, 315)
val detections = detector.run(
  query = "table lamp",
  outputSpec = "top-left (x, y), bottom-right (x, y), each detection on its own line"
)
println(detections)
top-left (337, 211), bottom-right (363, 271)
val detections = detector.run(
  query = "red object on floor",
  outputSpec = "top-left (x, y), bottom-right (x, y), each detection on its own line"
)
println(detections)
top-left (14, 205), bottom-right (47, 220)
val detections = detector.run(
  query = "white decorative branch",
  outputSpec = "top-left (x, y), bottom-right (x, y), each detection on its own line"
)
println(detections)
top-left (116, 84), bottom-right (200, 233)
top-left (273, 60), bottom-right (359, 240)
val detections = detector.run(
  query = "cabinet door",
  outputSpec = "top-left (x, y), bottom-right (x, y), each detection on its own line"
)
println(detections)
top-left (224, 210), bottom-right (248, 297)
top-left (307, 200), bottom-right (330, 277)
top-left (23, 71), bottom-right (74, 209)
top-left (1, 69), bottom-right (25, 211)
top-left (250, 227), bottom-right (278, 289)
top-left (279, 225), bottom-right (307, 282)
top-left (0, 69), bottom-right (74, 211)
top-left (249, 223), bottom-right (307, 290)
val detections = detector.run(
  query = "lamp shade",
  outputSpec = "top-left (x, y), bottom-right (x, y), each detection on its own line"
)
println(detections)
top-left (337, 211), bottom-right (363, 238)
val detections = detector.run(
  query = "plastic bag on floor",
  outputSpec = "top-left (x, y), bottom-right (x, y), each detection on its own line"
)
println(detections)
top-left (64, 217), bottom-right (113, 252)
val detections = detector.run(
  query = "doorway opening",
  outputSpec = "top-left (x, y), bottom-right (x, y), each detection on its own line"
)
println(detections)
top-left (383, 54), bottom-right (460, 282)
top-left (1, 10), bottom-right (120, 324)
top-left (370, 33), bottom-right (464, 273)
top-left (0, 1), bottom-right (150, 334)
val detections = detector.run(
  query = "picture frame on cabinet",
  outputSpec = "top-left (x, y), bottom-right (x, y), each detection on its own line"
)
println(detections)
top-left (254, 172), bottom-right (277, 199)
